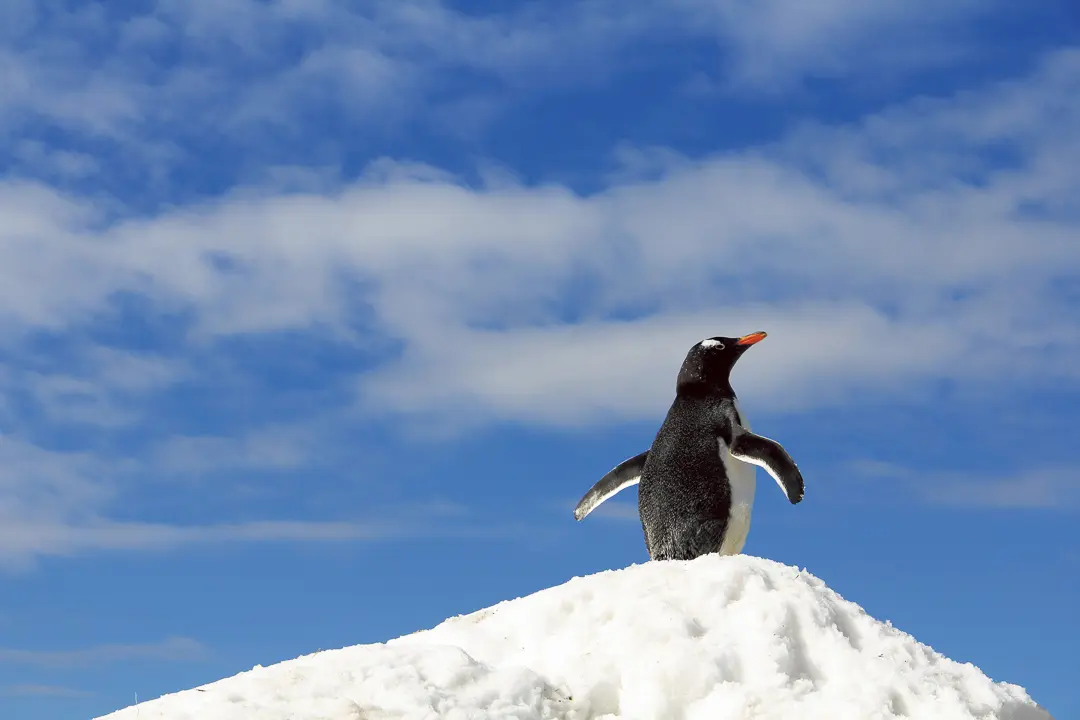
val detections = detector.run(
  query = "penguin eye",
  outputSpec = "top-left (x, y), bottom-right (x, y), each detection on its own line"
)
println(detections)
top-left (700, 339), bottom-right (725, 350)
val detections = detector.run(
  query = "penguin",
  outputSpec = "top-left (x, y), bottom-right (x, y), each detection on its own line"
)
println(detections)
top-left (573, 331), bottom-right (804, 561)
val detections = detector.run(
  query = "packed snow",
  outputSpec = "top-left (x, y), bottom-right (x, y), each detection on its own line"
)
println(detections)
top-left (97, 555), bottom-right (1052, 720)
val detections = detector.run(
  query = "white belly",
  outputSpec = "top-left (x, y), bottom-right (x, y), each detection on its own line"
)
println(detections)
top-left (717, 448), bottom-right (756, 555)
top-left (718, 398), bottom-right (755, 556)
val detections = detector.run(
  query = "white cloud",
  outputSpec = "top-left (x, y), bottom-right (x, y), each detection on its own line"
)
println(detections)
top-left (361, 303), bottom-right (976, 426)
top-left (224, 44), bottom-right (412, 133)
top-left (0, 0), bottom-right (1009, 163)
top-left (0, 519), bottom-right (409, 569)
top-left (927, 468), bottom-right (1080, 509)
top-left (850, 459), bottom-right (1080, 509)
top-left (0, 637), bottom-right (208, 668)
top-left (3, 49), bottom-right (1076, 428)
top-left (0, 436), bottom-right (466, 568)
top-left (1, 38), bottom-right (1078, 567)
top-left (151, 427), bottom-right (315, 476)
top-left (12, 140), bottom-right (99, 180)
top-left (2, 683), bottom-right (91, 697)
top-left (0, 504), bottom-right (530, 569)
top-left (0, 438), bottom-right (115, 525)
top-left (0, 347), bottom-right (187, 428)
top-left (675, 0), bottom-right (995, 89)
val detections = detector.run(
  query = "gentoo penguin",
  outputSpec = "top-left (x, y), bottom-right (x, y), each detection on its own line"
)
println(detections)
top-left (573, 331), bottom-right (804, 561)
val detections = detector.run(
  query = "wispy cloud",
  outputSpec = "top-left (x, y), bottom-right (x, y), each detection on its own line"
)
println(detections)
top-left (0, 0), bottom-right (1009, 185)
top-left (1, 13), bottom-right (1076, 567)
top-left (151, 427), bottom-right (316, 476)
top-left (849, 460), bottom-right (1080, 509)
top-left (668, 0), bottom-right (1000, 89)
top-left (0, 437), bottom-right (115, 524)
top-left (0, 518), bottom-right (414, 569)
top-left (0, 637), bottom-right (208, 668)
top-left (0, 346), bottom-right (186, 428)
top-left (2, 683), bottom-right (91, 697)
top-left (0, 435), bottom-right (471, 568)
top-left (6, 48), bottom-right (1074, 427)
top-left (924, 468), bottom-right (1080, 509)
top-left (0, 60), bottom-right (1074, 431)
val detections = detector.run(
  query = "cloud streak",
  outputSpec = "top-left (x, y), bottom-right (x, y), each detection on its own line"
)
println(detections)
top-left (849, 460), bottom-right (1080, 510)
top-left (0, 637), bottom-right (208, 668)
top-left (0, 435), bottom-right (471, 567)
top-left (1, 683), bottom-right (91, 697)
top-left (0, 518), bottom-right (413, 568)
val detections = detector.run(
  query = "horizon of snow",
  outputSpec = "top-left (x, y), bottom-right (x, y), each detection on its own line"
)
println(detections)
top-left (95, 555), bottom-right (1052, 720)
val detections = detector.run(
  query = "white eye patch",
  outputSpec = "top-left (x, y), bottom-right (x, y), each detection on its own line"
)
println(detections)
top-left (700, 339), bottom-right (725, 349)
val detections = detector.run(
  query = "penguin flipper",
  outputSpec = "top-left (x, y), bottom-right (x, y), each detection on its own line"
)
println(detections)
top-left (573, 451), bottom-right (649, 521)
top-left (729, 432), bottom-right (805, 504)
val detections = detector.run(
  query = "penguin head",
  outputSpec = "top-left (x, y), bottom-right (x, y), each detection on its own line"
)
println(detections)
top-left (676, 331), bottom-right (767, 393)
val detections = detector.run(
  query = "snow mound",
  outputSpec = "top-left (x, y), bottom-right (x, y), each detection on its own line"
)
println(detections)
top-left (97, 555), bottom-right (1052, 720)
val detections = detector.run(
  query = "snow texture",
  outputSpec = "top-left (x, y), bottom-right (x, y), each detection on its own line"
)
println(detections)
top-left (96, 555), bottom-right (1052, 720)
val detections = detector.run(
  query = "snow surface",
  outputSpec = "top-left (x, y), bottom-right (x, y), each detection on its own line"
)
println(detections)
top-left (96, 555), bottom-right (1052, 720)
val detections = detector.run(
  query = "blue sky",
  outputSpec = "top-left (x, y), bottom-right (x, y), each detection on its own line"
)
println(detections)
top-left (1, 1), bottom-right (1078, 718)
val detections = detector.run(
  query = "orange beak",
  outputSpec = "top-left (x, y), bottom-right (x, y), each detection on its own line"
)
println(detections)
top-left (736, 331), bottom-right (767, 346)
